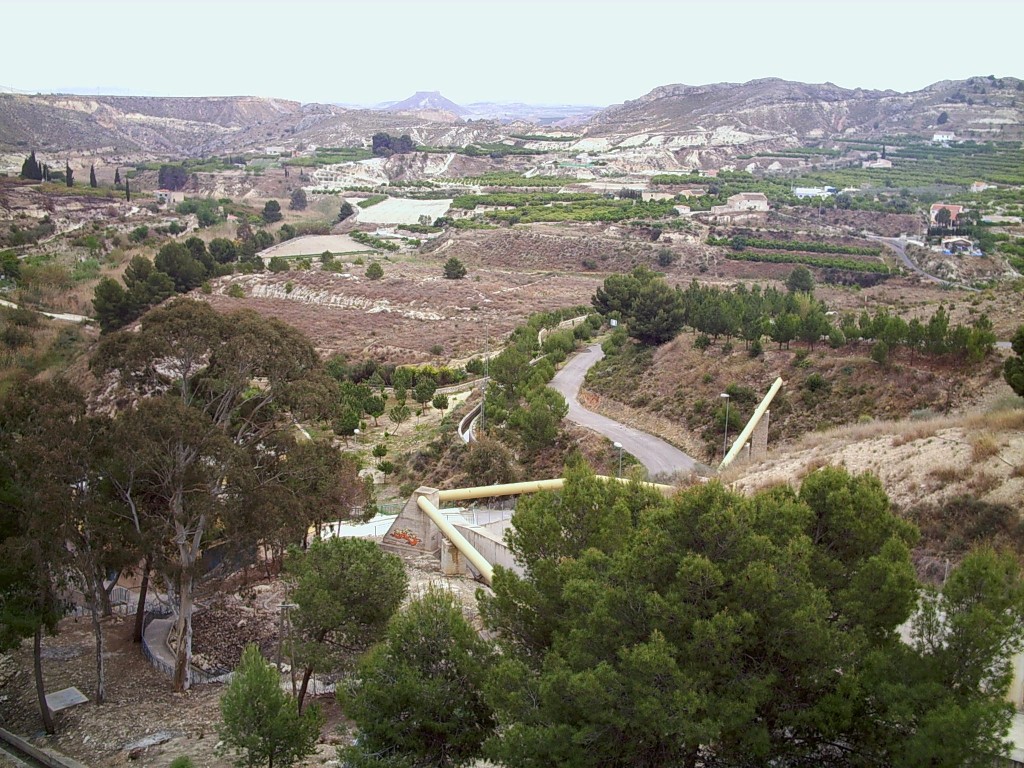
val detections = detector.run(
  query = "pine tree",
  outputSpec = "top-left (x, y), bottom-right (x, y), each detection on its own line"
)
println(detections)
top-left (89, 164), bottom-right (97, 188)
top-left (218, 645), bottom-right (323, 768)
top-left (65, 161), bottom-right (73, 188)
top-left (114, 168), bottom-right (121, 186)
top-left (125, 179), bottom-right (130, 202)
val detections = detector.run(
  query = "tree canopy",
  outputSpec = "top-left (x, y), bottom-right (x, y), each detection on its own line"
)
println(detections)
top-left (476, 461), bottom-right (1024, 767)
top-left (1004, 325), bottom-right (1024, 398)
top-left (218, 644), bottom-right (323, 768)
top-left (286, 537), bottom-right (408, 709)
top-left (443, 257), bottom-right (467, 280)
top-left (339, 586), bottom-right (496, 768)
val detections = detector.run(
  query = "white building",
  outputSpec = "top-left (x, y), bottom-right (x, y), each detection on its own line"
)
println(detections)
top-left (793, 186), bottom-right (836, 199)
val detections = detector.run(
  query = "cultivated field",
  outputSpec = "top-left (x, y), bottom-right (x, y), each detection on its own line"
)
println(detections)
top-left (258, 234), bottom-right (368, 258)
top-left (353, 197), bottom-right (453, 225)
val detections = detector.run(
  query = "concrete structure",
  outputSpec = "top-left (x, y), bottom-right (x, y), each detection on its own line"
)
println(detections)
top-left (383, 477), bottom-right (676, 585)
top-left (971, 180), bottom-right (993, 193)
top-left (861, 158), bottom-right (893, 169)
top-left (932, 131), bottom-right (957, 143)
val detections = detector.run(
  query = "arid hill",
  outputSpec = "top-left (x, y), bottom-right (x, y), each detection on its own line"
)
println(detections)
top-left (3, 76), bottom-right (1020, 161)
top-left (0, 94), bottom-right (511, 157)
top-left (585, 76), bottom-right (1024, 143)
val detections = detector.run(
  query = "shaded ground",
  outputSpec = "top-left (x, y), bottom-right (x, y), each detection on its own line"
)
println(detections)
top-left (0, 549), bottom-right (487, 768)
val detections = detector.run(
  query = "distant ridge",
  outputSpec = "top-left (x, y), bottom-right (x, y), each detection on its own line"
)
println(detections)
top-left (384, 91), bottom-right (468, 116)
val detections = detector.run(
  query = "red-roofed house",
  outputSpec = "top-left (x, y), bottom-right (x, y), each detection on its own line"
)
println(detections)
top-left (930, 203), bottom-right (964, 225)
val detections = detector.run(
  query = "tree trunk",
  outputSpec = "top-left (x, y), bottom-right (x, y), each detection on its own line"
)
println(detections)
top-left (133, 556), bottom-right (151, 643)
top-left (297, 665), bottom-right (314, 712)
top-left (34, 626), bottom-right (56, 734)
top-left (88, 588), bottom-right (105, 704)
top-left (100, 567), bottom-right (121, 618)
top-left (172, 570), bottom-right (194, 692)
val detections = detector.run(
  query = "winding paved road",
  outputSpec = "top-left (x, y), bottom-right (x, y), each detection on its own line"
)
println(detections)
top-left (868, 235), bottom-right (978, 292)
top-left (551, 343), bottom-right (699, 477)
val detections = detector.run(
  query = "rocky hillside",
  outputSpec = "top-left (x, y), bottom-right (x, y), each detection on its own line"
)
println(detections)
top-left (584, 75), bottom-right (1024, 145)
top-left (2, 76), bottom-right (1019, 163)
top-left (0, 93), bottom-right (509, 158)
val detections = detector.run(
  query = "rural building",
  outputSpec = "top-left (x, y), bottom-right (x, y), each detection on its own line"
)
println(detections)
top-left (707, 192), bottom-right (770, 221)
top-left (932, 131), bottom-right (957, 143)
top-left (674, 204), bottom-right (691, 215)
top-left (861, 158), bottom-right (893, 169)
top-left (971, 180), bottom-right (993, 193)
top-left (721, 192), bottom-right (769, 212)
top-left (940, 236), bottom-right (975, 254)
top-left (793, 186), bottom-right (836, 199)
top-left (698, 169), bottom-right (719, 178)
top-left (930, 203), bottom-right (965, 225)
top-left (153, 189), bottom-right (180, 206)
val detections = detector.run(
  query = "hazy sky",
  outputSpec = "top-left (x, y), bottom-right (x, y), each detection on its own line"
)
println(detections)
top-left (2, 0), bottom-right (1021, 106)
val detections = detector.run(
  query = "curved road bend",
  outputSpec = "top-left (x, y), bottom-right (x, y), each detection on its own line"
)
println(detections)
top-left (550, 344), bottom-right (698, 477)
top-left (868, 236), bottom-right (979, 292)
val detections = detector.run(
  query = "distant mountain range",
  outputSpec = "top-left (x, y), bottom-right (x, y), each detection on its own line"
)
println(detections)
top-left (0, 78), bottom-right (1019, 159)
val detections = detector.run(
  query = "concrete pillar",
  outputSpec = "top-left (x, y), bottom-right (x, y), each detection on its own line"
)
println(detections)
top-left (440, 539), bottom-right (466, 576)
top-left (384, 487), bottom-right (439, 552)
top-left (1009, 653), bottom-right (1024, 711)
top-left (751, 410), bottom-right (770, 461)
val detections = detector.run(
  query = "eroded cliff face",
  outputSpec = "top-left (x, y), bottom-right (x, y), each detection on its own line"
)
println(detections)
top-left (2, 76), bottom-right (1019, 166)
top-left (583, 76), bottom-right (1024, 146)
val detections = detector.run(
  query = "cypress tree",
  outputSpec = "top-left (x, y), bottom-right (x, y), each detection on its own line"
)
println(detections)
top-left (65, 161), bottom-right (73, 188)
top-left (114, 168), bottom-right (121, 186)
top-left (20, 151), bottom-right (42, 180)
top-left (89, 164), bottom-right (97, 188)
top-left (125, 179), bottom-right (131, 202)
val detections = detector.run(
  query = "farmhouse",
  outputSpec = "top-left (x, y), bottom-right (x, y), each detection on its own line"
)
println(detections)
top-left (932, 131), bottom-right (957, 143)
top-left (971, 181), bottom-right (993, 193)
top-left (930, 203), bottom-right (965, 225)
top-left (713, 192), bottom-right (769, 213)
top-left (861, 158), bottom-right (893, 169)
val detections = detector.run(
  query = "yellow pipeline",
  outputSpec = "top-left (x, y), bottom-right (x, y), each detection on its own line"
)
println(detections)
top-left (437, 475), bottom-right (676, 503)
top-left (416, 495), bottom-right (494, 586)
top-left (719, 376), bottom-right (783, 471)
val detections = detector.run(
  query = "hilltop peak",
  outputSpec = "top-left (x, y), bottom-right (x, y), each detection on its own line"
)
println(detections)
top-left (384, 91), bottom-right (468, 116)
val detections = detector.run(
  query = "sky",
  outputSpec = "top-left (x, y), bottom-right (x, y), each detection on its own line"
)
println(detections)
top-left (1, 0), bottom-right (1021, 107)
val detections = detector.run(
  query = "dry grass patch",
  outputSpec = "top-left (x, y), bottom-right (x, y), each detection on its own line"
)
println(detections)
top-left (971, 433), bottom-right (1001, 463)
top-left (928, 465), bottom-right (968, 485)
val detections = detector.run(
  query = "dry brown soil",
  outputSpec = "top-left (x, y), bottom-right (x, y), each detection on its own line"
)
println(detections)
top-left (0, 550), bottom-right (486, 768)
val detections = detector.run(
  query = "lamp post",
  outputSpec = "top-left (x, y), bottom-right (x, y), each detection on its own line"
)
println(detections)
top-left (720, 393), bottom-right (731, 461)
top-left (613, 441), bottom-right (623, 478)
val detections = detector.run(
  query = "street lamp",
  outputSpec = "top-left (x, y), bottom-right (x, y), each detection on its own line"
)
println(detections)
top-left (720, 393), bottom-right (731, 461)
top-left (613, 441), bottom-right (623, 478)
